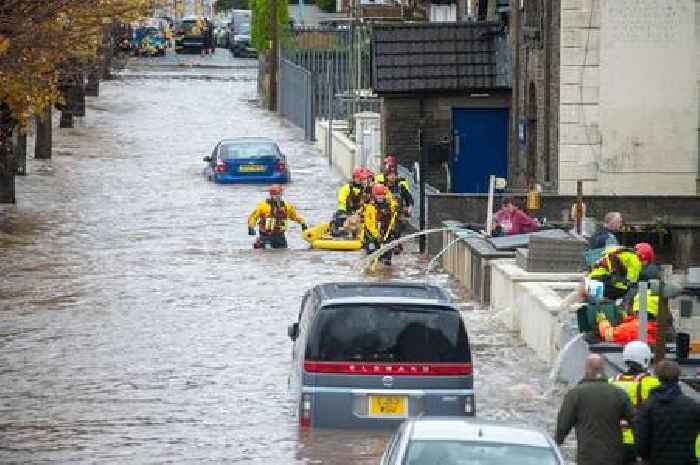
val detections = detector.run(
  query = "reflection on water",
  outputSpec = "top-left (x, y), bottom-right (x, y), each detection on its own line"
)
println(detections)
top-left (0, 59), bottom-right (572, 464)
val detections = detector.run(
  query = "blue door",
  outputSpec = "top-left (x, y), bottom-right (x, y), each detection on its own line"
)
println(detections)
top-left (451, 108), bottom-right (509, 193)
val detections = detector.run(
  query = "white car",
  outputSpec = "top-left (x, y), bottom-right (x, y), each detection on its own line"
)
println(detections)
top-left (380, 417), bottom-right (564, 465)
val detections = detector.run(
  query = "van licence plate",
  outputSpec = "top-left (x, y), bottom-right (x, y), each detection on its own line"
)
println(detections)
top-left (369, 395), bottom-right (407, 417)
top-left (239, 165), bottom-right (265, 173)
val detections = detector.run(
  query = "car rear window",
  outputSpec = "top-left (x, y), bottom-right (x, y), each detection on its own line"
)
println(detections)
top-left (180, 21), bottom-right (204, 35)
top-left (305, 305), bottom-right (470, 363)
top-left (218, 142), bottom-right (278, 160)
top-left (405, 441), bottom-right (559, 465)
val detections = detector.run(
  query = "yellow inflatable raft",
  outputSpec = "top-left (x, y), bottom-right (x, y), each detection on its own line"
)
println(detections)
top-left (302, 222), bottom-right (364, 251)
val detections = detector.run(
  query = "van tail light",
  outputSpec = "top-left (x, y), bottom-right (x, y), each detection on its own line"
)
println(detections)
top-left (214, 161), bottom-right (226, 173)
top-left (275, 160), bottom-right (286, 172)
top-left (300, 394), bottom-right (312, 428)
top-left (303, 361), bottom-right (472, 376)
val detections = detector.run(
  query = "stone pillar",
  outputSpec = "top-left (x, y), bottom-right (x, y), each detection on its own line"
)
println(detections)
top-left (35, 108), bottom-right (52, 159)
top-left (672, 229), bottom-right (694, 270)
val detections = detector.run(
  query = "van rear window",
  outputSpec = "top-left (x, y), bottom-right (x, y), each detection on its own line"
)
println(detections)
top-left (306, 305), bottom-right (470, 363)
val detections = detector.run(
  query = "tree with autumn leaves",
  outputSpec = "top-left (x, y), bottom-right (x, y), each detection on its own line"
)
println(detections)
top-left (0, 0), bottom-right (149, 203)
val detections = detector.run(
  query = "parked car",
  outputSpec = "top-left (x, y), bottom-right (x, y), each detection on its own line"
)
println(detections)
top-left (287, 282), bottom-right (474, 429)
top-left (203, 137), bottom-right (290, 184)
top-left (379, 417), bottom-right (564, 465)
top-left (133, 26), bottom-right (167, 56)
top-left (226, 10), bottom-right (255, 57)
top-left (229, 21), bottom-right (255, 57)
top-left (175, 16), bottom-right (206, 53)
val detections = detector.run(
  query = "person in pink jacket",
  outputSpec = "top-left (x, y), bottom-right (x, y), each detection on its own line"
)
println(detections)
top-left (494, 197), bottom-right (539, 235)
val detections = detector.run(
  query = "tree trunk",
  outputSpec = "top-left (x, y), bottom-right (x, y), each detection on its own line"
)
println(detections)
top-left (102, 29), bottom-right (114, 80)
top-left (86, 71), bottom-right (100, 97)
top-left (14, 131), bottom-right (26, 175)
top-left (74, 77), bottom-right (86, 118)
top-left (0, 118), bottom-right (15, 203)
top-left (60, 110), bottom-right (74, 128)
top-left (35, 108), bottom-right (52, 159)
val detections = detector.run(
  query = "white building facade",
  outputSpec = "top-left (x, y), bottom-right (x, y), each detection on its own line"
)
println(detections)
top-left (559, 0), bottom-right (699, 195)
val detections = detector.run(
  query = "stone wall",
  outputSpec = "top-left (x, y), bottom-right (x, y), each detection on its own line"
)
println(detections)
top-left (559, 0), bottom-right (699, 195)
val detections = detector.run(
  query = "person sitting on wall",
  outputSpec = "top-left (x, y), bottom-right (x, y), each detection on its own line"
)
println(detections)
top-left (493, 197), bottom-right (540, 236)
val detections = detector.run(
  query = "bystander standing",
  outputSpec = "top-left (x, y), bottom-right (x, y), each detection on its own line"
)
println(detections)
top-left (556, 354), bottom-right (633, 465)
top-left (635, 360), bottom-right (700, 465)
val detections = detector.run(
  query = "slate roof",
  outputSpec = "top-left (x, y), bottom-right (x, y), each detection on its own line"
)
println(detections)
top-left (372, 22), bottom-right (510, 94)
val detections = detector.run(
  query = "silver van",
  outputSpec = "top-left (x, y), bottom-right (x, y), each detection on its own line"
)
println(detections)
top-left (287, 282), bottom-right (474, 429)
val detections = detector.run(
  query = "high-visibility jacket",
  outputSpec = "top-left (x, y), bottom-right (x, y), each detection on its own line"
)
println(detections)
top-left (632, 289), bottom-right (659, 318)
top-left (363, 200), bottom-right (398, 243)
top-left (248, 199), bottom-right (304, 233)
top-left (337, 183), bottom-right (364, 213)
top-left (609, 373), bottom-right (661, 444)
top-left (589, 247), bottom-right (643, 292)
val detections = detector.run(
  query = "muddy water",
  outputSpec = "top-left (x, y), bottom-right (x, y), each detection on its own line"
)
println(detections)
top-left (0, 53), bottom-right (571, 464)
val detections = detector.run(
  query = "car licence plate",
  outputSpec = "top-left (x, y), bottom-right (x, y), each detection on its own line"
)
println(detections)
top-left (369, 395), bottom-right (407, 417)
top-left (239, 165), bottom-right (265, 173)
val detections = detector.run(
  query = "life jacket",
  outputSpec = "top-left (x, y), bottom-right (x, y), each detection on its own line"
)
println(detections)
top-left (261, 199), bottom-right (288, 233)
top-left (374, 201), bottom-right (395, 239)
top-left (610, 373), bottom-right (661, 445)
top-left (346, 184), bottom-right (363, 213)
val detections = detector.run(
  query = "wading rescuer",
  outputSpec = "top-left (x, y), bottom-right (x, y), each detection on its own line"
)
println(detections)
top-left (247, 184), bottom-right (306, 249)
top-left (333, 167), bottom-right (366, 235)
top-left (337, 167), bottom-right (366, 215)
top-left (594, 243), bottom-right (659, 344)
top-left (609, 341), bottom-right (660, 465)
top-left (377, 160), bottom-right (413, 254)
top-left (363, 183), bottom-right (398, 265)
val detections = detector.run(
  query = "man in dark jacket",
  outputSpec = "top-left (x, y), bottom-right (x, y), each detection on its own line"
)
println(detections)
top-left (589, 211), bottom-right (623, 249)
top-left (556, 354), bottom-right (634, 465)
top-left (635, 360), bottom-right (700, 465)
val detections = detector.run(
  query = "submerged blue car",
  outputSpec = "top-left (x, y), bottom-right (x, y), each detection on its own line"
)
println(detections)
top-left (203, 138), bottom-right (290, 184)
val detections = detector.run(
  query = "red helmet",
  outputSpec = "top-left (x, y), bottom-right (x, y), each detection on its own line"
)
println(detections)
top-left (268, 184), bottom-right (283, 196)
top-left (372, 183), bottom-right (387, 197)
top-left (351, 166), bottom-right (365, 181)
top-left (634, 243), bottom-right (655, 264)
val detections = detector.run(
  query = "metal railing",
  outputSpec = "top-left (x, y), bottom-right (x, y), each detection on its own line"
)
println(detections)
top-left (279, 59), bottom-right (315, 141)
top-left (279, 25), bottom-right (375, 136)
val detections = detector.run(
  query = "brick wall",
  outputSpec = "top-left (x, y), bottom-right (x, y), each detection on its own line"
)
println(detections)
top-left (382, 93), bottom-right (511, 167)
top-left (510, 0), bottom-right (560, 191)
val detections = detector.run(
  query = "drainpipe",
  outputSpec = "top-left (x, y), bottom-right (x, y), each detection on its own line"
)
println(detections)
top-left (511, 0), bottom-right (521, 184)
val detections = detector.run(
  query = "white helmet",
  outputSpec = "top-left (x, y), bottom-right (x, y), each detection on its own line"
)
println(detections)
top-left (622, 341), bottom-right (653, 369)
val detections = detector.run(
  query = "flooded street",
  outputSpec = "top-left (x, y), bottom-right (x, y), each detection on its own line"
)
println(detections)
top-left (0, 50), bottom-right (569, 463)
